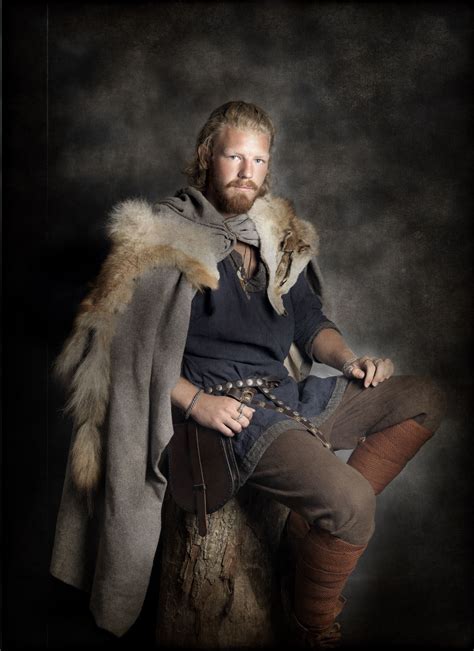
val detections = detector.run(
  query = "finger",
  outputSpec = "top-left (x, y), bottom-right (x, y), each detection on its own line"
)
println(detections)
top-left (362, 360), bottom-right (376, 387)
top-left (231, 406), bottom-right (245, 423)
top-left (231, 403), bottom-right (255, 421)
top-left (351, 366), bottom-right (365, 379)
top-left (385, 358), bottom-right (394, 378)
top-left (223, 415), bottom-right (242, 434)
top-left (232, 405), bottom-right (250, 423)
top-left (374, 359), bottom-right (394, 384)
top-left (236, 415), bottom-right (251, 428)
top-left (219, 423), bottom-right (235, 437)
top-left (373, 362), bottom-right (387, 385)
top-left (343, 360), bottom-right (365, 379)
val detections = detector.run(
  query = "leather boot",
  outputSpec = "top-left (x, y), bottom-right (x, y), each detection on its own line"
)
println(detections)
top-left (347, 418), bottom-right (433, 495)
top-left (291, 615), bottom-right (342, 648)
top-left (292, 525), bottom-right (367, 647)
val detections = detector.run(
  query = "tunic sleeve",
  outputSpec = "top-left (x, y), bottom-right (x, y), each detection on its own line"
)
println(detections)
top-left (290, 269), bottom-right (342, 363)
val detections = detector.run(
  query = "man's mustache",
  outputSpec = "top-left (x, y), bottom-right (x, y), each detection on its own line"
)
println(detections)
top-left (227, 181), bottom-right (258, 190)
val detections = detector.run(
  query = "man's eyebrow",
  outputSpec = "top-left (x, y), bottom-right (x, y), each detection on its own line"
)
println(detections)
top-left (222, 148), bottom-right (269, 158)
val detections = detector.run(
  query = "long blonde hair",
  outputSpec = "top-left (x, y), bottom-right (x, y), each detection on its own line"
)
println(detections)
top-left (183, 101), bottom-right (275, 194)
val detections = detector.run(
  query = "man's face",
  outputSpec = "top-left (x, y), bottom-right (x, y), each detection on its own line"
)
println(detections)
top-left (203, 126), bottom-right (270, 216)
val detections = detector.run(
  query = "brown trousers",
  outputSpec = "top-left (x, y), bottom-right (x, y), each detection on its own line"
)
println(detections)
top-left (247, 375), bottom-right (446, 545)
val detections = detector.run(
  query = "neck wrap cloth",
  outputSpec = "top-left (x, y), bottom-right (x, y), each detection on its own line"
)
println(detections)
top-left (224, 213), bottom-right (260, 247)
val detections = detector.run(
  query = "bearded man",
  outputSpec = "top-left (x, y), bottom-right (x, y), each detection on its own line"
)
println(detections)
top-left (51, 101), bottom-right (446, 647)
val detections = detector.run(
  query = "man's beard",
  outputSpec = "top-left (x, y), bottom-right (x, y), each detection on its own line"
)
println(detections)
top-left (208, 170), bottom-right (266, 215)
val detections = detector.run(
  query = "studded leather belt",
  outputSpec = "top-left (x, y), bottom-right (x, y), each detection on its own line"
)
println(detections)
top-left (204, 376), bottom-right (334, 452)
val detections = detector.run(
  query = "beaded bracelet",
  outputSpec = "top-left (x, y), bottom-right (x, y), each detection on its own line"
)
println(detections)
top-left (184, 388), bottom-right (204, 420)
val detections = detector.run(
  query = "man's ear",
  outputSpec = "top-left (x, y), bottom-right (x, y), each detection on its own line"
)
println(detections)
top-left (197, 144), bottom-right (209, 170)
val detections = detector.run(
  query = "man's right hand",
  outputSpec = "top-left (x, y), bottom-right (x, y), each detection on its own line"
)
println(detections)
top-left (191, 394), bottom-right (256, 437)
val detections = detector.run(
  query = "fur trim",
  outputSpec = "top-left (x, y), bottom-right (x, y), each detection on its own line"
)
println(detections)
top-left (55, 194), bottom-right (319, 498)
top-left (249, 195), bottom-right (318, 314)
top-left (107, 199), bottom-right (221, 289)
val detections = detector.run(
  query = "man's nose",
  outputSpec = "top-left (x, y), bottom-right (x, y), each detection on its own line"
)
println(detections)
top-left (238, 159), bottom-right (253, 178)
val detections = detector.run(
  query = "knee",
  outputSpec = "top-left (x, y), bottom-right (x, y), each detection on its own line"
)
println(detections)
top-left (413, 376), bottom-right (448, 433)
top-left (328, 472), bottom-right (376, 545)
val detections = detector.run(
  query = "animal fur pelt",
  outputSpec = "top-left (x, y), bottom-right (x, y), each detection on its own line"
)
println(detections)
top-left (53, 190), bottom-right (320, 504)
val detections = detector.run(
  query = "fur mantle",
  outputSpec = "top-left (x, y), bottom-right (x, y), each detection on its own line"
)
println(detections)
top-left (54, 191), bottom-right (320, 499)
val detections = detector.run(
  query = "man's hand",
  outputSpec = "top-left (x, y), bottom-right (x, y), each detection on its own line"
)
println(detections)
top-left (342, 356), bottom-right (394, 388)
top-left (171, 376), bottom-right (255, 436)
top-left (311, 330), bottom-right (395, 388)
top-left (191, 394), bottom-right (256, 437)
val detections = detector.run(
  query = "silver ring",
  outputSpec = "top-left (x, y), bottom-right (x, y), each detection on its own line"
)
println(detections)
top-left (236, 403), bottom-right (244, 420)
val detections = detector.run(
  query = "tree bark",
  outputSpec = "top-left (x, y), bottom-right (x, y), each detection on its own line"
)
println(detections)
top-left (156, 486), bottom-right (292, 648)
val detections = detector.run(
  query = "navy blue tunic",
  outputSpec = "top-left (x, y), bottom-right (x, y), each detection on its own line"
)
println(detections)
top-left (182, 249), bottom-right (348, 483)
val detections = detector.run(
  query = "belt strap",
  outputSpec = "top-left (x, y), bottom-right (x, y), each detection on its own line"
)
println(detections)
top-left (204, 375), bottom-right (280, 394)
top-left (187, 420), bottom-right (208, 536)
top-left (206, 376), bottom-right (334, 452)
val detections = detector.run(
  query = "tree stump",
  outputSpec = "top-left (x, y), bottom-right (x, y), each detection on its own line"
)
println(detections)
top-left (156, 485), bottom-right (292, 649)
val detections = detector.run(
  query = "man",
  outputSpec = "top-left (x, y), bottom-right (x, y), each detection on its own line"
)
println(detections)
top-left (51, 101), bottom-right (446, 646)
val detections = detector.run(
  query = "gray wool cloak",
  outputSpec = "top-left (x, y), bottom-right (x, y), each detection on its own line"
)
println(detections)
top-left (50, 186), bottom-right (329, 636)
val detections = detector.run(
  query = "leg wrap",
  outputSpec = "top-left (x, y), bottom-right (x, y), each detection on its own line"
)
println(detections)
top-left (347, 418), bottom-right (433, 495)
top-left (294, 525), bottom-right (367, 631)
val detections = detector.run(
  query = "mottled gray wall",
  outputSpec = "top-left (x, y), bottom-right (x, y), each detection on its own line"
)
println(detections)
top-left (44, 2), bottom-right (471, 648)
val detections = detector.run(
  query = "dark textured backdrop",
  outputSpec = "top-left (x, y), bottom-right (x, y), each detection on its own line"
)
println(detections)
top-left (4, 1), bottom-right (473, 648)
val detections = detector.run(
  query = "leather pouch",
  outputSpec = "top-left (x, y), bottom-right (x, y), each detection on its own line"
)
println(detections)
top-left (168, 418), bottom-right (241, 536)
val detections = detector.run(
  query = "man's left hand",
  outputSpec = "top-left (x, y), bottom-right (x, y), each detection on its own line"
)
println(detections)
top-left (342, 356), bottom-right (394, 388)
